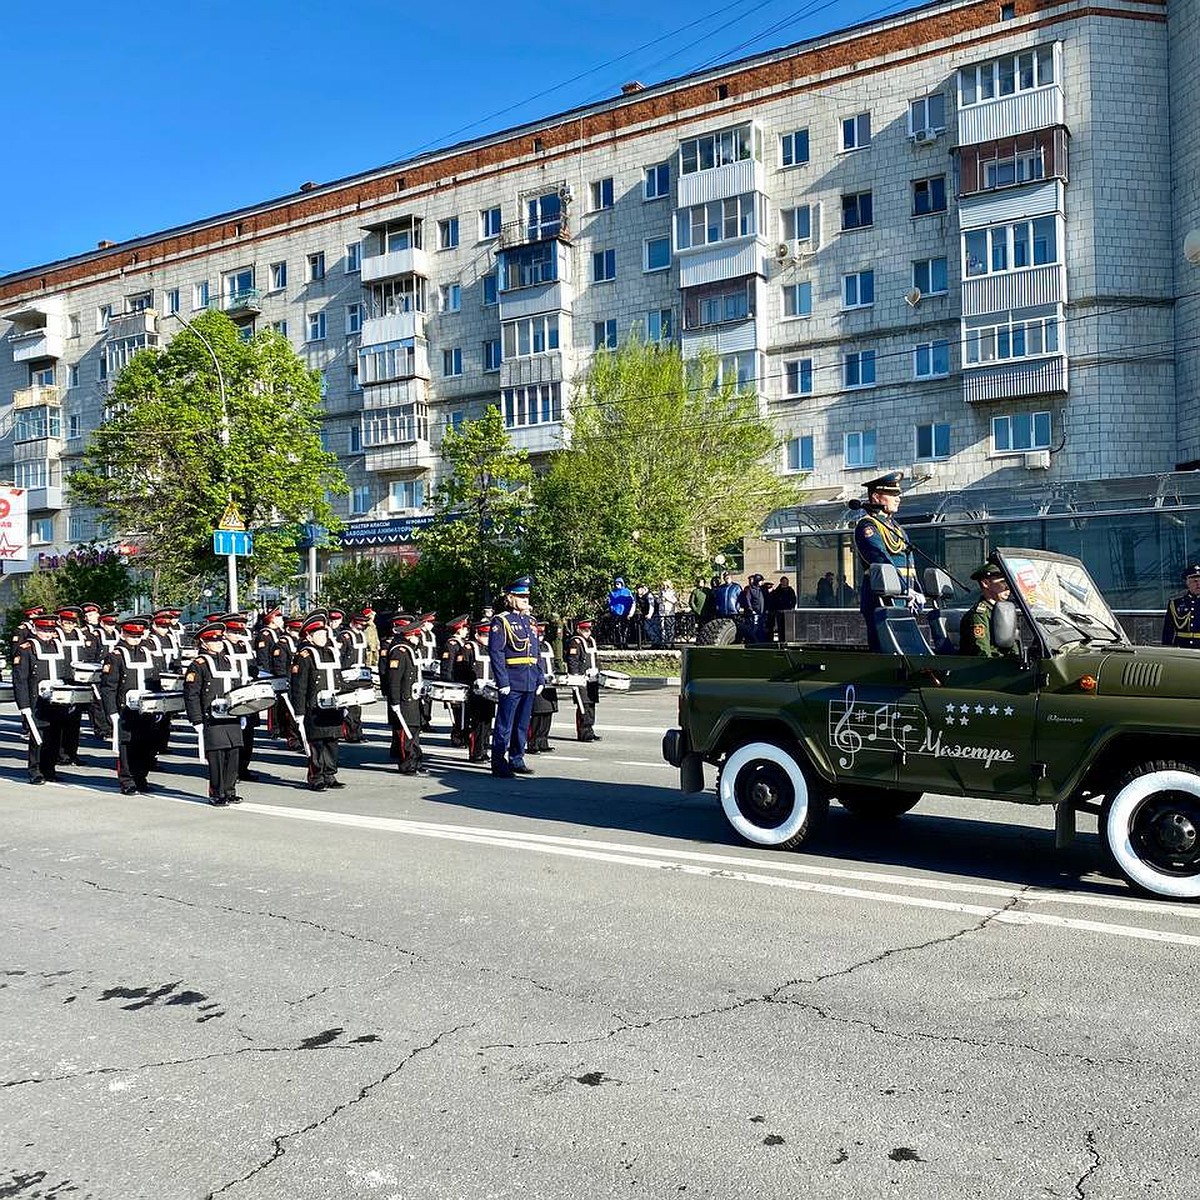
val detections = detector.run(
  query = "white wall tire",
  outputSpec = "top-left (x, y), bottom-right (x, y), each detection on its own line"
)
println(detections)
top-left (718, 741), bottom-right (826, 850)
top-left (1104, 764), bottom-right (1200, 900)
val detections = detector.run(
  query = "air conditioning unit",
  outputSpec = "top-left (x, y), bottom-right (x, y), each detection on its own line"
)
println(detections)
top-left (912, 128), bottom-right (941, 145)
top-left (1023, 450), bottom-right (1051, 470)
top-left (911, 462), bottom-right (938, 482)
top-left (773, 241), bottom-right (794, 265)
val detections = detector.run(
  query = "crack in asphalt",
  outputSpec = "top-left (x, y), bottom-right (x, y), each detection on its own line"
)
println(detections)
top-left (203, 1023), bottom-right (474, 1199)
top-left (1074, 1130), bottom-right (1101, 1198)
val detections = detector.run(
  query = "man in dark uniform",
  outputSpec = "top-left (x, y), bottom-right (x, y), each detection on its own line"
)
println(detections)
top-left (11, 605), bottom-right (45, 661)
top-left (183, 622), bottom-right (244, 806)
top-left (219, 613), bottom-right (261, 781)
top-left (271, 616), bottom-right (304, 750)
top-left (852, 471), bottom-right (922, 651)
top-left (1163, 564), bottom-right (1200, 648)
top-left (98, 616), bottom-right (163, 795)
top-left (457, 619), bottom-right (496, 763)
top-left (439, 614), bottom-right (470, 747)
top-left (290, 612), bottom-right (346, 792)
top-left (254, 606), bottom-right (285, 738)
top-left (527, 619), bottom-right (558, 753)
top-left (81, 603), bottom-right (110, 740)
top-left (959, 562), bottom-right (1019, 658)
top-left (55, 606), bottom-right (91, 765)
top-left (146, 609), bottom-right (182, 757)
top-left (12, 613), bottom-right (69, 784)
top-left (383, 618), bottom-right (428, 775)
top-left (336, 609), bottom-right (371, 743)
top-left (565, 618), bottom-right (602, 742)
top-left (489, 576), bottom-right (544, 778)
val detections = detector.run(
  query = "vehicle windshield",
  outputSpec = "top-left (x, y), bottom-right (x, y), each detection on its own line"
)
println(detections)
top-left (996, 548), bottom-right (1129, 652)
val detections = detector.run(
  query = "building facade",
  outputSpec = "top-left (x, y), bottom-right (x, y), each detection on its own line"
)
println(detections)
top-left (0, 0), bottom-right (1188, 602)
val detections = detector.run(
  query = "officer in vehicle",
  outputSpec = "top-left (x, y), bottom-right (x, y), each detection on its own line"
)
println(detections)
top-left (851, 470), bottom-right (922, 651)
top-left (959, 562), bottom-right (1019, 659)
top-left (1162, 564), bottom-right (1200, 648)
top-left (489, 576), bottom-right (544, 777)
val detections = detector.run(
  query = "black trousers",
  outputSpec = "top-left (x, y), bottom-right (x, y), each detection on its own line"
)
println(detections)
top-left (529, 711), bottom-right (552, 750)
top-left (305, 732), bottom-right (339, 786)
top-left (206, 747), bottom-right (240, 800)
top-left (117, 712), bottom-right (160, 791)
top-left (25, 705), bottom-right (65, 782)
top-left (343, 705), bottom-right (363, 741)
top-left (573, 683), bottom-right (599, 741)
top-left (240, 713), bottom-right (258, 777)
top-left (60, 706), bottom-right (84, 761)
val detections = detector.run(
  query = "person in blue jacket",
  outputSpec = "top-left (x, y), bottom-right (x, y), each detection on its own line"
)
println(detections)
top-left (851, 471), bottom-right (922, 650)
top-left (607, 577), bottom-right (634, 648)
top-left (489, 575), bottom-right (545, 778)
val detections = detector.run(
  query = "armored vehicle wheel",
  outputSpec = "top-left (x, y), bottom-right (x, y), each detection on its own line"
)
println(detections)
top-left (718, 740), bottom-right (828, 850)
top-left (696, 618), bottom-right (739, 646)
top-left (836, 786), bottom-right (922, 819)
top-left (1103, 761), bottom-right (1200, 900)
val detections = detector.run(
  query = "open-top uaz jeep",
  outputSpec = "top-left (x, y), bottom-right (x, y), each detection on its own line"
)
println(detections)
top-left (662, 547), bottom-right (1200, 900)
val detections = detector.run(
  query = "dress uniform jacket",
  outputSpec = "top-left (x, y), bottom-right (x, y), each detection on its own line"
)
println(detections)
top-left (12, 634), bottom-right (70, 782)
top-left (183, 649), bottom-right (245, 803)
top-left (99, 641), bottom-right (164, 792)
top-left (383, 639), bottom-right (424, 772)
top-left (565, 631), bottom-right (601, 741)
top-left (456, 640), bottom-right (495, 762)
top-left (1162, 593), bottom-right (1200, 648)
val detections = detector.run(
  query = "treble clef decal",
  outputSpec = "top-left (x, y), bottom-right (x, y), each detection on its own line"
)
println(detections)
top-left (831, 684), bottom-right (862, 768)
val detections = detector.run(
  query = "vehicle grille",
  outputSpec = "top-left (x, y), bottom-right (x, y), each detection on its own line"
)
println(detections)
top-left (1121, 661), bottom-right (1162, 690)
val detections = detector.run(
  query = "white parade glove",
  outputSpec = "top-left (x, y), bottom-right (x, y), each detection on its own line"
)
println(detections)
top-left (535, 684), bottom-right (544, 695)
top-left (499, 686), bottom-right (511, 695)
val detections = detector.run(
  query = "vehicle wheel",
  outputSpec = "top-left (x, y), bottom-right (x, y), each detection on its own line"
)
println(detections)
top-left (836, 786), bottom-right (922, 819)
top-left (1102, 761), bottom-right (1200, 900)
top-left (718, 740), bottom-right (828, 850)
top-left (697, 618), bottom-right (739, 646)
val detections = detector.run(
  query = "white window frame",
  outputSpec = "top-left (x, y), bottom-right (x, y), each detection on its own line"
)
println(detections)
top-left (908, 94), bottom-right (947, 136)
top-left (915, 422), bottom-right (951, 461)
top-left (349, 425), bottom-right (362, 453)
top-left (593, 319), bottom-right (618, 351)
top-left (590, 177), bottom-right (614, 211)
top-left (502, 314), bottom-right (560, 358)
top-left (438, 217), bottom-right (460, 250)
top-left (964, 216), bottom-right (1059, 278)
top-left (679, 123), bottom-right (758, 176)
top-left (307, 252), bottom-right (326, 282)
top-left (346, 303), bottom-right (363, 335)
top-left (841, 191), bottom-right (873, 232)
top-left (483, 273), bottom-right (498, 307)
top-left (965, 315), bottom-right (1061, 365)
top-left (440, 282), bottom-right (462, 313)
top-left (913, 175), bottom-right (948, 217)
top-left (784, 434), bottom-right (814, 473)
top-left (843, 270), bottom-right (875, 310)
top-left (843, 349), bottom-right (877, 389)
top-left (783, 282), bottom-right (813, 320)
top-left (844, 429), bottom-right (877, 469)
top-left (914, 340), bottom-right (951, 379)
top-left (442, 347), bottom-right (463, 377)
top-left (646, 308), bottom-right (674, 343)
top-left (840, 112), bottom-right (871, 152)
top-left (164, 288), bottom-right (180, 315)
top-left (992, 411), bottom-right (1052, 454)
top-left (483, 339), bottom-right (501, 372)
top-left (644, 237), bottom-right (671, 273)
top-left (592, 248), bottom-right (617, 282)
top-left (307, 311), bottom-right (327, 342)
top-left (270, 261), bottom-right (287, 291)
top-left (913, 257), bottom-right (949, 296)
top-left (389, 479), bottom-right (426, 510)
top-left (783, 358), bottom-right (814, 397)
top-left (345, 242), bottom-right (361, 273)
top-left (643, 162), bottom-right (670, 200)
top-left (480, 207), bottom-right (502, 239)
top-left (779, 128), bottom-right (810, 168)
top-left (351, 485), bottom-right (373, 515)
top-left (780, 205), bottom-right (814, 244)
top-left (676, 193), bottom-right (763, 251)
top-left (959, 44), bottom-right (1056, 108)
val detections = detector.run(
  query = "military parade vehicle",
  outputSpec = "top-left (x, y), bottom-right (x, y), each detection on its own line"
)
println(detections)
top-left (662, 547), bottom-right (1200, 900)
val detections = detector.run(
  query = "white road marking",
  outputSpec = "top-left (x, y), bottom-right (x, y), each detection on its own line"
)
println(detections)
top-left (587, 724), bottom-right (668, 734)
top-left (614, 761), bottom-right (674, 769)
top-left (225, 802), bottom-right (1200, 948)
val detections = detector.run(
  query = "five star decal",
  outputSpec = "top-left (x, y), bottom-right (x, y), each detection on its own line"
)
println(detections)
top-left (944, 700), bottom-right (1016, 727)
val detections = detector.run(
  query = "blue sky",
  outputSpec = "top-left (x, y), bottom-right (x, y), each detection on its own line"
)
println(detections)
top-left (1, 0), bottom-right (925, 276)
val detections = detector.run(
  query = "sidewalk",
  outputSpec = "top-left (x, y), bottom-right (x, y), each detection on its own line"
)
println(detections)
top-left (596, 647), bottom-right (681, 689)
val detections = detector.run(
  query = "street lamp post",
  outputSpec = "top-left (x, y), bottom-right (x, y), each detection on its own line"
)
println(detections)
top-left (169, 311), bottom-right (238, 612)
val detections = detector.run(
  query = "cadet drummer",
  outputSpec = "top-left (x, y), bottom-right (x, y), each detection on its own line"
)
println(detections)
top-left (959, 562), bottom-right (1019, 659)
top-left (1162, 563), bottom-right (1200, 648)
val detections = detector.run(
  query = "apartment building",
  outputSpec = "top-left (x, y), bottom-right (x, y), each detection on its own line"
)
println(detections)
top-left (0, 0), bottom-right (1189, 603)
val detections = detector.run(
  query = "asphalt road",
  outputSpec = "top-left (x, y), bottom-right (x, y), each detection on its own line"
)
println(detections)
top-left (1, 689), bottom-right (1197, 1200)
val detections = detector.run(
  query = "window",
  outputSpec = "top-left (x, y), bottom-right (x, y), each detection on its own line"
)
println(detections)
top-left (440, 283), bottom-right (461, 313)
top-left (913, 257), bottom-right (949, 296)
top-left (480, 207), bottom-right (502, 239)
top-left (349, 426), bottom-right (362, 453)
top-left (965, 315), bottom-right (1060, 364)
top-left (675, 193), bottom-right (761, 250)
top-left (482, 272), bottom-right (498, 307)
top-left (784, 359), bottom-right (814, 397)
top-left (680, 124), bottom-right (757, 175)
top-left (307, 311), bottom-right (326, 341)
top-left (270, 261), bottom-right (288, 291)
top-left (69, 514), bottom-right (86, 543)
top-left (318, 370), bottom-right (329, 399)
top-left (483, 339), bottom-right (501, 371)
top-left (447, 410), bottom-right (465, 434)
top-left (592, 249), bottom-right (616, 282)
top-left (697, 287), bottom-right (751, 326)
top-left (389, 480), bottom-right (426, 510)
top-left (983, 149), bottom-right (1045, 190)
top-left (780, 128), bottom-right (810, 168)
top-left (785, 435), bottom-right (814, 472)
top-left (909, 94), bottom-right (947, 135)
top-left (843, 270), bottom-right (874, 309)
top-left (841, 191), bottom-right (873, 231)
top-left (717, 351), bottom-right (757, 391)
top-left (593, 319), bottom-right (618, 350)
top-left (97, 303), bottom-right (113, 331)
top-left (438, 217), bottom-right (459, 249)
top-left (30, 518), bottom-right (54, 545)
top-left (349, 364), bottom-right (359, 391)
top-left (69, 366), bottom-right (79, 388)
top-left (844, 429), bottom-right (877, 468)
top-left (98, 357), bottom-right (107, 382)
top-left (780, 205), bottom-right (814, 243)
top-left (164, 288), bottom-right (180, 315)
top-left (783, 282), bottom-right (813, 319)
top-left (351, 485), bottom-right (373, 515)
top-left (914, 340), bottom-right (951, 378)
top-left (127, 291), bottom-right (152, 313)
top-left (502, 314), bottom-right (560, 358)
top-left (964, 216), bottom-right (1058, 277)
top-left (31, 365), bottom-right (55, 389)
top-left (644, 237), bottom-right (671, 272)
top-left (646, 309), bottom-right (674, 343)
top-left (346, 303), bottom-right (363, 335)
top-left (68, 314), bottom-right (80, 338)
top-left (503, 383), bottom-right (563, 428)
top-left (346, 242), bottom-right (361, 273)
top-left (501, 242), bottom-right (557, 290)
top-left (914, 423), bottom-right (951, 461)
top-left (992, 411), bottom-right (1052, 453)
top-left (913, 176), bottom-right (948, 216)
top-left (442, 347), bottom-right (463, 376)
top-left (67, 413), bottom-right (81, 439)
top-left (840, 112), bottom-right (871, 152)
top-left (237, 325), bottom-right (254, 344)
top-left (590, 177), bottom-right (614, 211)
top-left (223, 268), bottom-right (254, 305)
top-left (307, 252), bottom-right (326, 281)
top-left (644, 162), bottom-right (670, 200)
top-left (959, 45), bottom-right (1055, 107)
top-left (844, 349), bottom-right (876, 388)
top-left (270, 319), bottom-right (289, 338)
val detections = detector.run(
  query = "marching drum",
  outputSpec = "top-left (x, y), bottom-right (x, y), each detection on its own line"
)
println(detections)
top-left (71, 661), bottom-right (103, 685)
top-left (158, 672), bottom-right (183, 691)
top-left (127, 690), bottom-right (186, 715)
top-left (422, 679), bottom-right (468, 705)
top-left (224, 680), bottom-right (278, 716)
top-left (471, 679), bottom-right (499, 703)
top-left (338, 685), bottom-right (378, 707)
top-left (340, 666), bottom-right (373, 686)
top-left (39, 680), bottom-right (96, 706)
top-left (555, 673), bottom-right (589, 688)
top-left (598, 670), bottom-right (632, 691)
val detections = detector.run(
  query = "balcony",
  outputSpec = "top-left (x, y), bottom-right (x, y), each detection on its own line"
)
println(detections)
top-left (364, 440), bottom-right (436, 472)
top-left (27, 486), bottom-right (64, 512)
top-left (358, 340), bottom-right (430, 385)
top-left (215, 289), bottom-right (263, 319)
top-left (12, 385), bottom-right (62, 410)
top-left (3, 296), bottom-right (65, 363)
top-left (360, 312), bottom-right (425, 345)
top-left (11, 328), bottom-right (65, 364)
top-left (360, 378), bottom-right (427, 409)
top-left (678, 157), bottom-right (766, 209)
top-left (107, 309), bottom-right (158, 339)
top-left (500, 352), bottom-right (565, 390)
top-left (958, 128), bottom-right (1068, 198)
top-left (958, 83), bottom-right (1065, 147)
top-left (497, 214), bottom-right (571, 250)
top-left (961, 263), bottom-right (1065, 318)
top-left (504, 421), bottom-right (567, 455)
top-left (962, 355), bottom-right (1068, 404)
top-left (361, 246), bottom-right (430, 284)
top-left (679, 240), bottom-right (765, 290)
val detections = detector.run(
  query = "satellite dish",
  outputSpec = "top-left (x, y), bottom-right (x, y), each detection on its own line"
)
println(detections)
top-left (774, 242), bottom-right (793, 264)
top-left (1185, 229), bottom-right (1200, 266)
top-left (904, 287), bottom-right (923, 307)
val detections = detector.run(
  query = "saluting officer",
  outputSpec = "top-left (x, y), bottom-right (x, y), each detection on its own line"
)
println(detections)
top-left (98, 616), bottom-right (163, 795)
top-left (289, 612), bottom-right (346, 792)
top-left (565, 618), bottom-right (602, 742)
top-left (852, 471), bottom-right (922, 651)
top-left (959, 562), bottom-right (1020, 659)
top-left (457, 619), bottom-right (496, 763)
top-left (383, 618), bottom-right (428, 775)
top-left (1163, 564), bottom-right (1200, 648)
top-left (336, 610), bottom-right (371, 743)
top-left (489, 576), bottom-right (544, 778)
top-left (183, 622), bottom-right (244, 806)
top-left (527, 619), bottom-right (558, 754)
top-left (12, 613), bottom-right (69, 784)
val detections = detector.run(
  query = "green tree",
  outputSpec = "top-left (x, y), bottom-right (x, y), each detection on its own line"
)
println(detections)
top-left (68, 312), bottom-right (346, 606)
top-left (527, 337), bottom-right (802, 618)
top-left (410, 406), bottom-right (532, 614)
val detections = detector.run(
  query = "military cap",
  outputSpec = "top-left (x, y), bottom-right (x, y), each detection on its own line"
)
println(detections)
top-left (56, 605), bottom-right (83, 622)
top-left (301, 613), bottom-right (328, 635)
top-left (31, 614), bottom-right (59, 631)
top-left (119, 617), bottom-right (149, 635)
top-left (204, 611), bottom-right (225, 623)
top-left (575, 617), bottom-right (594, 630)
top-left (863, 471), bottom-right (904, 495)
top-left (446, 613), bottom-right (470, 631)
top-left (506, 576), bottom-right (533, 596)
top-left (472, 619), bottom-right (491, 634)
top-left (196, 622), bottom-right (226, 643)
top-left (100, 612), bottom-right (119, 625)
top-left (394, 619), bottom-right (424, 638)
top-left (152, 609), bottom-right (174, 624)
top-left (349, 610), bottom-right (369, 624)
top-left (262, 604), bottom-right (283, 620)
top-left (328, 608), bottom-right (345, 620)
top-left (970, 562), bottom-right (1006, 582)
top-left (285, 617), bottom-right (304, 631)
top-left (81, 602), bottom-right (101, 614)
top-left (1183, 564), bottom-right (1200, 581)
top-left (417, 611), bottom-right (437, 626)
top-left (22, 605), bottom-right (45, 617)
